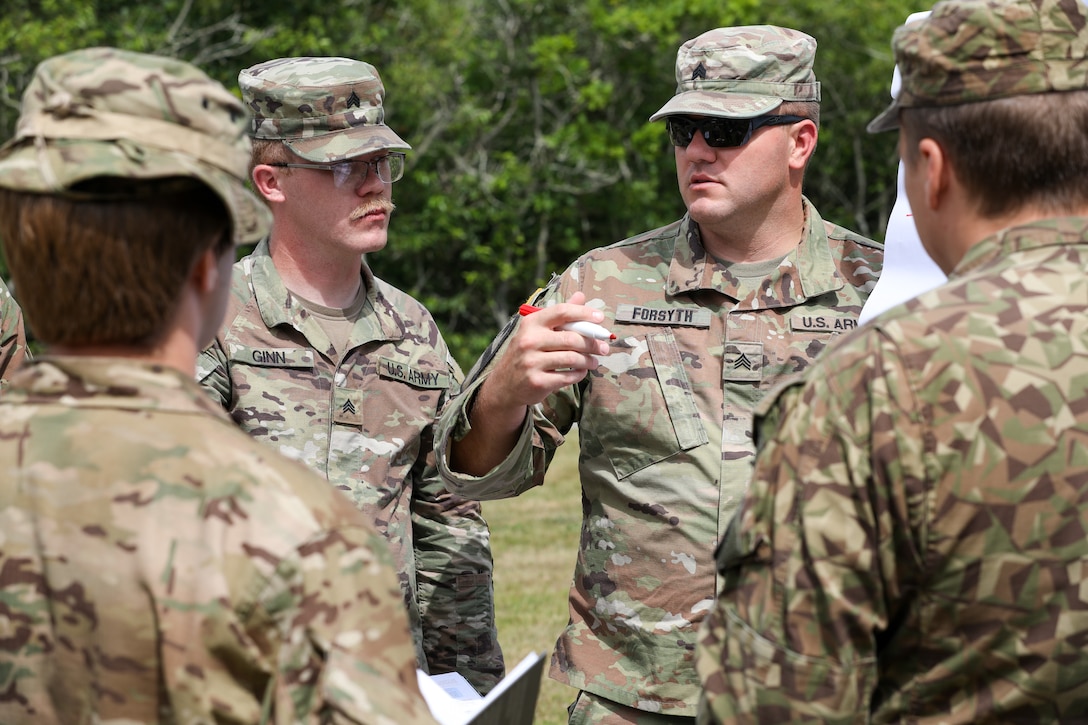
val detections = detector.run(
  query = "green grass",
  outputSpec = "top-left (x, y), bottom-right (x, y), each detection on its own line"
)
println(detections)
top-left (485, 428), bottom-right (582, 725)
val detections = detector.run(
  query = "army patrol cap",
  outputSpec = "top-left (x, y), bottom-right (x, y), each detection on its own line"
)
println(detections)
top-left (0, 47), bottom-right (270, 245)
top-left (649, 25), bottom-right (822, 122)
top-left (868, 0), bottom-right (1088, 133)
top-left (240, 56), bottom-right (411, 162)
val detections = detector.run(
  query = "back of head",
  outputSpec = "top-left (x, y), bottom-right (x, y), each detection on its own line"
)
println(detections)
top-left (868, 0), bottom-right (1088, 216)
top-left (649, 25), bottom-right (821, 123)
top-left (0, 47), bottom-right (271, 347)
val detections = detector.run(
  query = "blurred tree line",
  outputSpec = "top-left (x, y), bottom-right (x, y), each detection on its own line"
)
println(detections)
top-left (1, 0), bottom-right (918, 367)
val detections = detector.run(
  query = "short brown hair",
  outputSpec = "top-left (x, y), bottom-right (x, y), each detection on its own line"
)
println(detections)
top-left (250, 138), bottom-right (291, 178)
top-left (778, 100), bottom-right (820, 128)
top-left (901, 91), bottom-right (1088, 218)
top-left (0, 178), bottom-right (230, 348)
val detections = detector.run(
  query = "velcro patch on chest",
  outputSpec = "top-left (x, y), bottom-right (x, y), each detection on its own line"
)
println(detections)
top-left (790, 315), bottom-right (859, 333)
top-left (616, 304), bottom-right (712, 327)
top-left (723, 341), bottom-right (763, 382)
top-left (378, 357), bottom-right (450, 389)
top-left (229, 344), bottom-right (315, 368)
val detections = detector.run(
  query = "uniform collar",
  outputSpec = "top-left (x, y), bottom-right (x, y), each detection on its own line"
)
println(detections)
top-left (241, 239), bottom-right (402, 358)
top-left (665, 197), bottom-right (846, 308)
top-left (951, 215), bottom-right (1088, 279)
top-left (2, 356), bottom-right (229, 419)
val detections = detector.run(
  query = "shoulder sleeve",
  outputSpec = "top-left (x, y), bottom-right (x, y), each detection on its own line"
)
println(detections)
top-left (0, 280), bottom-right (28, 383)
top-left (195, 339), bottom-right (231, 408)
top-left (265, 520), bottom-right (439, 724)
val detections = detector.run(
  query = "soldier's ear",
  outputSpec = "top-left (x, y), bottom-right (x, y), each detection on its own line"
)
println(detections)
top-left (917, 138), bottom-right (950, 212)
top-left (190, 247), bottom-right (220, 295)
top-left (251, 164), bottom-right (287, 204)
top-left (787, 119), bottom-right (818, 171)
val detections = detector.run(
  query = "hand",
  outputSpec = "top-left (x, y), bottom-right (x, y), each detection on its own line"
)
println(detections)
top-left (485, 292), bottom-right (610, 409)
top-left (449, 292), bottom-right (609, 476)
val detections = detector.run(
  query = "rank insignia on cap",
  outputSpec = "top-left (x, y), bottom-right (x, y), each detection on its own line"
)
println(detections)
top-left (346, 90), bottom-right (361, 108)
top-left (692, 63), bottom-right (707, 80)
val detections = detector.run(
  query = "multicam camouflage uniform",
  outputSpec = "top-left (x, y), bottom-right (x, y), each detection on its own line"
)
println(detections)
top-left (698, 1), bottom-right (1088, 722)
top-left (0, 358), bottom-right (437, 725)
top-left (0, 276), bottom-right (27, 383)
top-left (436, 203), bottom-right (882, 716)
top-left (198, 241), bottom-right (502, 689)
top-left (197, 56), bottom-right (503, 693)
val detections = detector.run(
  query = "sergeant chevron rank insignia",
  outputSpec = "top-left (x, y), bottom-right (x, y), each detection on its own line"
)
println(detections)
top-left (333, 386), bottom-right (362, 426)
top-left (723, 342), bottom-right (763, 382)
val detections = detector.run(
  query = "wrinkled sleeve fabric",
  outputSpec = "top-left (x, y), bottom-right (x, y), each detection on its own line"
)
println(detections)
top-left (196, 338), bottom-right (232, 408)
top-left (433, 284), bottom-right (576, 502)
top-left (697, 330), bottom-right (928, 724)
top-left (412, 353), bottom-right (505, 694)
top-left (0, 280), bottom-right (28, 384)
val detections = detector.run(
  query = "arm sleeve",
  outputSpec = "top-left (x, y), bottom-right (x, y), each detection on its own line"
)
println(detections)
top-left (413, 354), bottom-right (505, 694)
top-left (697, 331), bottom-right (926, 724)
top-left (0, 281), bottom-right (28, 384)
top-left (195, 339), bottom-right (231, 408)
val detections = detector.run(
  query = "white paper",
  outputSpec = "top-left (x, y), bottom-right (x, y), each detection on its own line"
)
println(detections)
top-left (417, 651), bottom-right (546, 725)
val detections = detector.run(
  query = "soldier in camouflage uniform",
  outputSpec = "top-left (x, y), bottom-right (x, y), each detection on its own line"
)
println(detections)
top-left (197, 56), bottom-right (503, 693)
top-left (434, 27), bottom-right (883, 724)
top-left (0, 47), bottom-right (437, 724)
top-left (0, 276), bottom-right (27, 383)
top-left (697, 1), bottom-right (1088, 722)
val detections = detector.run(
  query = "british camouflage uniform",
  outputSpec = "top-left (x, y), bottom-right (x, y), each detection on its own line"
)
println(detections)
top-left (198, 54), bottom-right (502, 694)
top-left (698, 2), bottom-right (1088, 722)
top-left (437, 204), bottom-right (882, 717)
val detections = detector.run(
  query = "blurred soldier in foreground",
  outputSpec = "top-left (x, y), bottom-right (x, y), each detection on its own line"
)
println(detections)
top-left (0, 276), bottom-right (27, 383)
top-left (697, 0), bottom-right (1088, 722)
top-left (0, 47), bottom-right (437, 724)
top-left (435, 26), bottom-right (882, 724)
top-left (198, 56), bottom-right (503, 693)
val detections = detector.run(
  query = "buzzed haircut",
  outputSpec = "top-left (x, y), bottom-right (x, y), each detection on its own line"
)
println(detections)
top-left (901, 91), bottom-right (1088, 219)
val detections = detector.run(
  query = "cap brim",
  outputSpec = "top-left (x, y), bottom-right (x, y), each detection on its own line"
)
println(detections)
top-left (0, 139), bottom-right (270, 245)
top-left (649, 91), bottom-right (782, 122)
top-left (867, 99), bottom-right (902, 133)
top-left (285, 125), bottom-right (411, 162)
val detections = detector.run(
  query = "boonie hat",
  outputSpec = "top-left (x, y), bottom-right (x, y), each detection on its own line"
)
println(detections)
top-left (868, 0), bottom-right (1088, 133)
top-left (240, 56), bottom-right (410, 162)
top-left (649, 25), bottom-right (821, 122)
top-left (0, 47), bottom-right (270, 245)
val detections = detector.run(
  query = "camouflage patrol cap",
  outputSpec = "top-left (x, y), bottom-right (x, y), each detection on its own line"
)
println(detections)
top-left (868, 0), bottom-right (1088, 133)
top-left (0, 47), bottom-right (270, 245)
top-left (239, 56), bottom-right (410, 162)
top-left (649, 25), bottom-right (821, 122)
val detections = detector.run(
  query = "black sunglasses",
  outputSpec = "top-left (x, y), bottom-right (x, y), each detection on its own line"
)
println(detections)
top-left (666, 115), bottom-right (806, 149)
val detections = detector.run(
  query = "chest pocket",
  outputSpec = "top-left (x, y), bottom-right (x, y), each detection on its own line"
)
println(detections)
top-left (585, 330), bottom-right (708, 479)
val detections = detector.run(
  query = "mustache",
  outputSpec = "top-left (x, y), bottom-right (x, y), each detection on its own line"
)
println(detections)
top-left (349, 197), bottom-right (396, 221)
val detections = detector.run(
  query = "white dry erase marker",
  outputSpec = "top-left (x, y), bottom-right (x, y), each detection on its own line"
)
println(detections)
top-left (519, 304), bottom-right (617, 342)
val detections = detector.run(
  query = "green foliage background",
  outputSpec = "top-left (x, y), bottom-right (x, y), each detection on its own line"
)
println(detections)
top-left (1, 0), bottom-right (918, 367)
